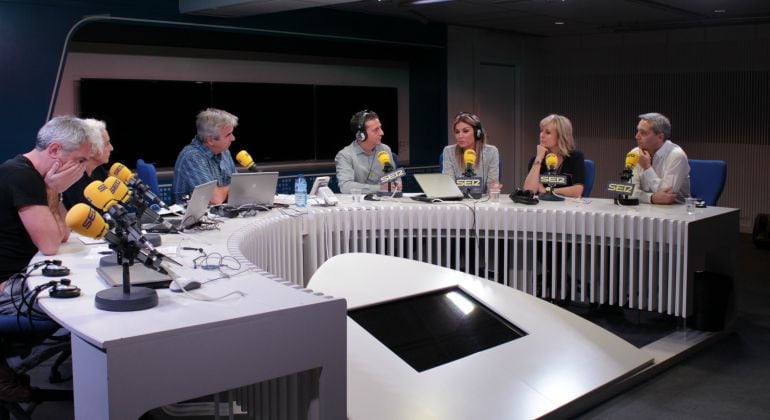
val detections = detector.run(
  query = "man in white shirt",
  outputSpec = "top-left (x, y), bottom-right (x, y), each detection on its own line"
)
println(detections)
top-left (630, 112), bottom-right (690, 204)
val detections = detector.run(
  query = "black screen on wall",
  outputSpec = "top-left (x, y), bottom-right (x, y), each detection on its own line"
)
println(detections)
top-left (79, 78), bottom-right (398, 168)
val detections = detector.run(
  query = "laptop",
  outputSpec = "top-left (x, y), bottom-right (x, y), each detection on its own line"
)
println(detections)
top-left (145, 180), bottom-right (216, 232)
top-left (97, 264), bottom-right (172, 289)
top-left (227, 172), bottom-right (278, 207)
top-left (412, 173), bottom-right (465, 202)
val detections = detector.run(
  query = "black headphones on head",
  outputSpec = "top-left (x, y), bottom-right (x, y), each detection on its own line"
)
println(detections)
top-left (457, 112), bottom-right (484, 142)
top-left (354, 110), bottom-right (371, 142)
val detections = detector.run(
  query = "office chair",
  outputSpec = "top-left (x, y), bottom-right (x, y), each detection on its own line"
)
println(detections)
top-left (688, 159), bottom-right (727, 206)
top-left (136, 159), bottom-right (161, 197)
top-left (0, 315), bottom-right (72, 420)
top-left (583, 159), bottom-right (595, 197)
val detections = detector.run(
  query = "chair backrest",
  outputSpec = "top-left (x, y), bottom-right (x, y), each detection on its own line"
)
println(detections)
top-left (136, 159), bottom-right (161, 196)
top-left (688, 159), bottom-right (727, 206)
top-left (583, 159), bottom-right (595, 197)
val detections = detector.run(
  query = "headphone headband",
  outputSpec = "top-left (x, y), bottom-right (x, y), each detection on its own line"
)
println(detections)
top-left (456, 112), bottom-right (483, 141)
top-left (355, 110), bottom-right (371, 142)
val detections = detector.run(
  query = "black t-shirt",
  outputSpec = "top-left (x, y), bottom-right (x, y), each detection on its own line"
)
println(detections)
top-left (62, 165), bottom-right (109, 210)
top-left (0, 155), bottom-right (48, 282)
top-left (528, 149), bottom-right (586, 187)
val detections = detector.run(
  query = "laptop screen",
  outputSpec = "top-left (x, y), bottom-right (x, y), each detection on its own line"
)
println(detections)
top-left (413, 173), bottom-right (464, 200)
top-left (227, 172), bottom-right (279, 207)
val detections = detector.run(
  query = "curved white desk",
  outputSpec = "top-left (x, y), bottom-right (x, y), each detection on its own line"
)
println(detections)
top-left (29, 196), bottom-right (737, 419)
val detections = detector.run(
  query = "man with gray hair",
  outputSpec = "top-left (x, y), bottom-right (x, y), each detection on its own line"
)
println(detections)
top-left (0, 115), bottom-right (93, 401)
top-left (630, 112), bottom-right (690, 204)
top-left (62, 118), bottom-right (114, 209)
top-left (172, 108), bottom-right (238, 204)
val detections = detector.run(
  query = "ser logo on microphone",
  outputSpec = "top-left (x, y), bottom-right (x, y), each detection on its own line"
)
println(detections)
top-left (456, 178), bottom-right (482, 187)
top-left (606, 182), bottom-right (635, 194)
top-left (380, 168), bottom-right (406, 184)
top-left (83, 206), bottom-right (97, 230)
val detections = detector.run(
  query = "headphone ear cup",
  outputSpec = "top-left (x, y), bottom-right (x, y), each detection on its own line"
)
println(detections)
top-left (356, 129), bottom-right (367, 142)
top-left (475, 128), bottom-right (482, 141)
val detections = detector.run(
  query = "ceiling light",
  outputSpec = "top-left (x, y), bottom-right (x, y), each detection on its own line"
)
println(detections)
top-left (554, 21), bottom-right (565, 25)
top-left (714, 9), bottom-right (726, 13)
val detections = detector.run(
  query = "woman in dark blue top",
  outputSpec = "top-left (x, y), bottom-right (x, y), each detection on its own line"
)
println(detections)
top-left (523, 114), bottom-right (585, 198)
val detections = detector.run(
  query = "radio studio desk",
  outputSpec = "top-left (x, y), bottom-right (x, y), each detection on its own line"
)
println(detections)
top-left (30, 195), bottom-right (737, 419)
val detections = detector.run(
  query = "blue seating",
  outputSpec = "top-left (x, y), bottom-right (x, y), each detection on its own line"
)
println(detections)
top-left (689, 159), bottom-right (727, 206)
top-left (136, 159), bottom-right (161, 197)
top-left (583, 159), bottom-right (595, 197)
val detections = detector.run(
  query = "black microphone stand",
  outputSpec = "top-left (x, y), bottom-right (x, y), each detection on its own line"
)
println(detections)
top-left (539, 167), bottom-right (565, 202)
top-left (94, 227), bottom-right (159, 312)
top-left (614, 167), bottom-right (639, 206)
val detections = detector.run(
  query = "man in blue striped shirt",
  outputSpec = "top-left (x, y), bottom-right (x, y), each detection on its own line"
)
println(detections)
top-left (173, 108), bottom-right (238, 204)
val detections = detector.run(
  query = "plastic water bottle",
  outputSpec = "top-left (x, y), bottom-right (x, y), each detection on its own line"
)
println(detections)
top-left (295, 174), bottom-right (307, 208)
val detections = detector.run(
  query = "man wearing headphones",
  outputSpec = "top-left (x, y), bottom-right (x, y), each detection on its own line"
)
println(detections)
top-left (335, 110), bottom-right (402, 194)
top-left (173, 108), bottom-right (238, 204)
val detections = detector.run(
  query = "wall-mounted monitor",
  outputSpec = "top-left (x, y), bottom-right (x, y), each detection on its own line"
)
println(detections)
top-left (79, 78), bottom-right (398, 168)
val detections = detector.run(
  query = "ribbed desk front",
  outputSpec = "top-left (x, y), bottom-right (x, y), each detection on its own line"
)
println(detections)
top-left (237, 197), bottom-right (738, 318)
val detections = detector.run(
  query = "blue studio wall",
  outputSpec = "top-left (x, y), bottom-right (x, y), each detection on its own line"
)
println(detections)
top-left (0, 0), bottom-right (447, 164)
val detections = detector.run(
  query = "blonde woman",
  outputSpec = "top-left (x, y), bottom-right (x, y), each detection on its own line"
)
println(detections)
top-left (523, 114), bottom-right (585, 198)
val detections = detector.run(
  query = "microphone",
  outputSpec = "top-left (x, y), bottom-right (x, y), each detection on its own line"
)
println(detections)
top-left (235, 150), bottom-right (260, 172)
top-left (608, 150), bottom-right (640, 205)
top-left (545, 153), bottom-right (558, 173)
top-left (539, 153), bottom-right (565, 202)
top-left (66, 203), bottom-right (111, 240)
top-left (109, 163), bottom-right (168, 209)
top-left (463, 149), bottom-right (477, 177)
top-left (103, 176), bottom-right (168, 227)
top-left (376, 150), bottom-right (394, 173)
top-left (375, 150), bottom-right (405, 196)
top-left (83, 180), bottom-right (155, 251)
top-left (103, 176), bottom-right (132, 203)
top-left (65, 204), bottom-right (168, 273)
top-left (622, 150), bottom-right (640, 181)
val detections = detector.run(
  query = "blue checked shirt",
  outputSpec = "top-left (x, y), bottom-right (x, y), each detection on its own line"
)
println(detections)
top-left (172, 139), bottom-right (236, 203)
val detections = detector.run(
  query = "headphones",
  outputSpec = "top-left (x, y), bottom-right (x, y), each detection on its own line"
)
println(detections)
top-left (28, 260), bottom-right (70, 277)
top-left (457, 112), bottom-right (484, 142)
top-left (49, 279), bottom-right (81, 299)
top-left (510, 189), bottom-right (539, 205)
top-left (354, 110), bottom-right (371, 142)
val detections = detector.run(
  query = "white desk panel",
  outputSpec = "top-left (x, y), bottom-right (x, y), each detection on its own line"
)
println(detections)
top-left (309, 253), bottom-right (654, 420)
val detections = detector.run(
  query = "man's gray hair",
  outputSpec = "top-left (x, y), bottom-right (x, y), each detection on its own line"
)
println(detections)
top-left (638, 112), bottom-right (671, 139)
top-left (83, 118), bottom-right (107, 154)
top-left (36, 116), bottom-right (90, 152)
top-left (196, 108), bottom-right (238, 142)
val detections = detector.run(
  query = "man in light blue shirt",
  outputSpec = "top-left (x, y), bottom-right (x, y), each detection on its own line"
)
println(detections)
top-left (335, 110), bottom-right (401, 194)
top-left (173, 108), bottom-right (238, 204)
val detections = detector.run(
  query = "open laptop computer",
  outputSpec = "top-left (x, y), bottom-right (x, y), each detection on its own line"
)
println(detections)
top-left (145, 180), bottom-right (216, 232)
top-left (227, 172), bottom-right (279, 207)
top-left (411, 173), bottom-right (465, 202)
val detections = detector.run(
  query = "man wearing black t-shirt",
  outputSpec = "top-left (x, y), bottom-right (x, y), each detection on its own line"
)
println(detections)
top-left (0, 116), bottom-right (94, 401)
